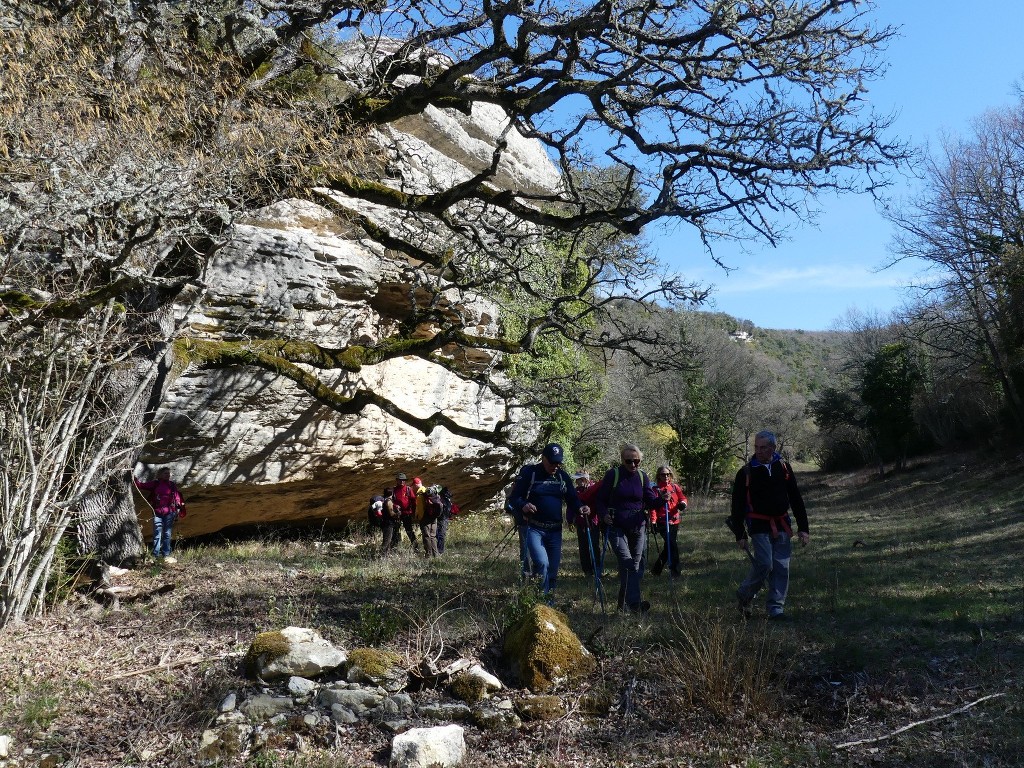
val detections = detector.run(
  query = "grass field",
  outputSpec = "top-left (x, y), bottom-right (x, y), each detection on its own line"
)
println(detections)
top-left (1, 450), bottom-right (1021, 766)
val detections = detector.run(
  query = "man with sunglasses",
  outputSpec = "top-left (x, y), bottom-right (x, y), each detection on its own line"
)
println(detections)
top-left (594, 444), bottom-right (667, 613)
top-left (508, 443), bottom-right (587, 603)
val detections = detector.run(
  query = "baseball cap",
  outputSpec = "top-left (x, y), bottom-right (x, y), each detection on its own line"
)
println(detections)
top-left (542, 443), bottom-right (564, 464)
top-left (396, 472), bottom-right (407, 480)
top-left (413, 477), bottom-right (423, 485)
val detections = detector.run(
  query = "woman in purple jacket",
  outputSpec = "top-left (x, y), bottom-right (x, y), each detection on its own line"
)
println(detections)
top-left (594, 444), bottom-right (666, 613)
top-left (134, 467), bottom-right (186, 560)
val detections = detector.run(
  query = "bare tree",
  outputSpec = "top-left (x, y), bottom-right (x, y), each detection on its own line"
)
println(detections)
top-left (1, 0), bottom-right (904, 616)
top-left (888, 100), bottom-right (1024, 434)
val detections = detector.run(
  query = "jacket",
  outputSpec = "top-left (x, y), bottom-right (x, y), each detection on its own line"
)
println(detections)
top-left (135, 478), bottom-right (184, 517)
top-left (729, 453), bottom-right (809, 539)
top-left (508, 463), bottom-right (582, 531)
top-left (592, 467), bottom-right (662, 531)
top-left (651, 482), bottom-right (688, 525)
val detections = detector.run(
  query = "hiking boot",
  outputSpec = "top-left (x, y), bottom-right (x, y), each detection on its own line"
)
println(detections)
top-left (650, 561), bottom-right (663, 576)
top-left (737, 592), bottom-right (753, 619)
top-left (768, 612), bottom-right (788, 622)
top-left (638, 600), bottom-right (651, 614)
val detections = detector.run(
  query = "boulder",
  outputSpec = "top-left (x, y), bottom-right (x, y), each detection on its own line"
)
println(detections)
top-left (389, 724), bottom-right (466, 768)
top-left (502, 605), bottom-right (596, 692)
top-left (244, 626), bottom-right (346, 681)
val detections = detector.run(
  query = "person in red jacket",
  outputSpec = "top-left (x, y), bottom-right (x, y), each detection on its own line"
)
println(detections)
top-left (134, 467), bottom-right (186, 560)
top-left (650, 465), bottom-right (688, 577)
top-left (570, 471), bottom-right (603, 576)
top-left (392, 472), bottom-right (418, 546)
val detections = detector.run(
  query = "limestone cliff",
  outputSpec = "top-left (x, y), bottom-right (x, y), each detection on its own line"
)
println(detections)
top-left (135, 102), bottom-right (558, 538)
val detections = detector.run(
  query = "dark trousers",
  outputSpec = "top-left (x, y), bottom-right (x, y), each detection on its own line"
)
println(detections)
top-left (575, 522), bottom-right (602, 575)
top-left (381, 520), bottom-right (400, 554)
top-left (651, 522), bottom-right (680, 575)
top-left (436, 515), bottom-right (450, 553)
top-left (399, 515), bottom-right (417, 545)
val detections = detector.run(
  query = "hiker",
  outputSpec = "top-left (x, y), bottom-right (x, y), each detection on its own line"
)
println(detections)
top-left (650, 465), bottom-right (688, 578)
top-left (436, 486), bottom-right (460, 554)
top-left (571, 471), bottom-right (601, 576)
top-left (420, 486), bottom-right (443, 557)
top-left (412, 477), bottom-right (427, 520)
top-left (134, 466), bottom-right (186, 561)
top-left (730, 430), bottom-right (810, 620)
top-left (379, 488), bottom-right (401, 555)
top-left (593, 444), bottom-right (666, 613)
top-left (508, 443), bottom-right (587, 603)
top-left (392, 473), bottom-right (417, 546)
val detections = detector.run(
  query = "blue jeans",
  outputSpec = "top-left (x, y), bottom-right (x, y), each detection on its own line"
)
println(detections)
top-left (738, 532), bottom-right (792, 616)
top-left (153, 513), bottom-right (174, 557)
top-left (524, 525), bottom-right (562, 596)
top-left (609, 526), bottom-right (647, 610)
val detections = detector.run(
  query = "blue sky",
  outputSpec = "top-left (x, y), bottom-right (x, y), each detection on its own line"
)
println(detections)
top-left (654, 0), bottom-right (1024, 331)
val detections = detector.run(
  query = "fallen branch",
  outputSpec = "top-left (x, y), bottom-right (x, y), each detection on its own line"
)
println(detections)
top-left (836, 692), bottom-right (1006, 749)
top-left (107, 651), bottom-right (244, 681)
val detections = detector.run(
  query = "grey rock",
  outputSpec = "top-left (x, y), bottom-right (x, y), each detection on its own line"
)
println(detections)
top-left (318, 687), bottom-right (384, 712)
top-left (389, 724), bottom-right (465, 768)
top-left (330, 705), bottom-right (359, 725)
top-left (239, 694), bottom-right (294, 721)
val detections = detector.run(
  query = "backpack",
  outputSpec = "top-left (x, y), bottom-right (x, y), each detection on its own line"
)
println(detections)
top-left (367, 495), bottom-right (385, 527)
top-left (603, 467), bottom-right (653, 529)
top-left (439, 487), bottom-right (457, 519)
top-left (504, 466), bottom-right (537, 525)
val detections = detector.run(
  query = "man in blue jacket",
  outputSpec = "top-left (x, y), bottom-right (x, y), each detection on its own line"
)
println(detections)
top-left (508, 443), bottom-right (587, 603)
top-left (730, 430), bottom-right (810, 620)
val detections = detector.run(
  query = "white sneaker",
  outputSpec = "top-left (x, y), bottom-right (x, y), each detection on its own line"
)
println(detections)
top-left (163, 556), bottom-right (177, 564)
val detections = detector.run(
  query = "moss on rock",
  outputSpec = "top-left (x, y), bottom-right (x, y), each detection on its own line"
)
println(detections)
top-left (449, 671), bottom-right (488, 704)
top-left (243, 630), bottom-right (291, 679)
top-left (514, 694), bottom-right (566, 721)
top-left (346, 647), bottom-right (402, 680)
top-left (502, 604), bottom-right (596, 692)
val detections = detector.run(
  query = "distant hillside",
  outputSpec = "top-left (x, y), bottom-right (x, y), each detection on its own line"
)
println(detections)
top-left (694, 311), bottom-right (848, 399)
top-left (750, 327), bottom-right (848, 396)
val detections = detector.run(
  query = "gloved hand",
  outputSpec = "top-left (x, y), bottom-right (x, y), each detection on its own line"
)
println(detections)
top-left (177, 506), bottom-right (187, 519)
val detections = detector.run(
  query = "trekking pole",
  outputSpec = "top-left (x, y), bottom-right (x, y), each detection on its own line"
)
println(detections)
top-left (600, 524), bottom-right (610, 576)
top-left (664, 501), bottom-right (672, 574)
top-left (585, 526), bottom-right (606, 614)
top-left (482, 523), bottom-right (517, 565)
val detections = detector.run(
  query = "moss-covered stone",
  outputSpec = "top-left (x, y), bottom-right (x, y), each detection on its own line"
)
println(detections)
top-left (449, 671), bottom-right (488, 704)
top-left (502, 605), bottom-right (596, 692)
top-left (346, 647), bottom-right (402, 680)
top-left (243, 630), bottom-right (291, 679)
top-left (514, 694), bottom-right (566, 721)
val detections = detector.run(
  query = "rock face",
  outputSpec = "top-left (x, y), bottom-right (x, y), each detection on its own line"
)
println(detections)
top-left (136, 98), bottom-right (559, 538)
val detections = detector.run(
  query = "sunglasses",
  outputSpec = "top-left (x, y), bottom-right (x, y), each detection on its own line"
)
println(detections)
top-left (624, 458), bottom-right (641, 465)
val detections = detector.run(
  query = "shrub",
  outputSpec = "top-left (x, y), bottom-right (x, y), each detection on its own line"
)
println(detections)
top-left (655, 609), bottom-right (790, 721)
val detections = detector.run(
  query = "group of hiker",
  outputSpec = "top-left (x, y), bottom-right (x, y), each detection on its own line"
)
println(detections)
top-left (133, 429), bottom-right (810, 619)
top-left (367, 473), bottom-right (461, 558)
top-left (508, 431), bottom-right (810, 619)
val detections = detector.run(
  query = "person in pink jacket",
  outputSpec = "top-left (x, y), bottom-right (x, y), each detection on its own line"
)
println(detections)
top-left (134, 467), bottom-right (186, 560)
